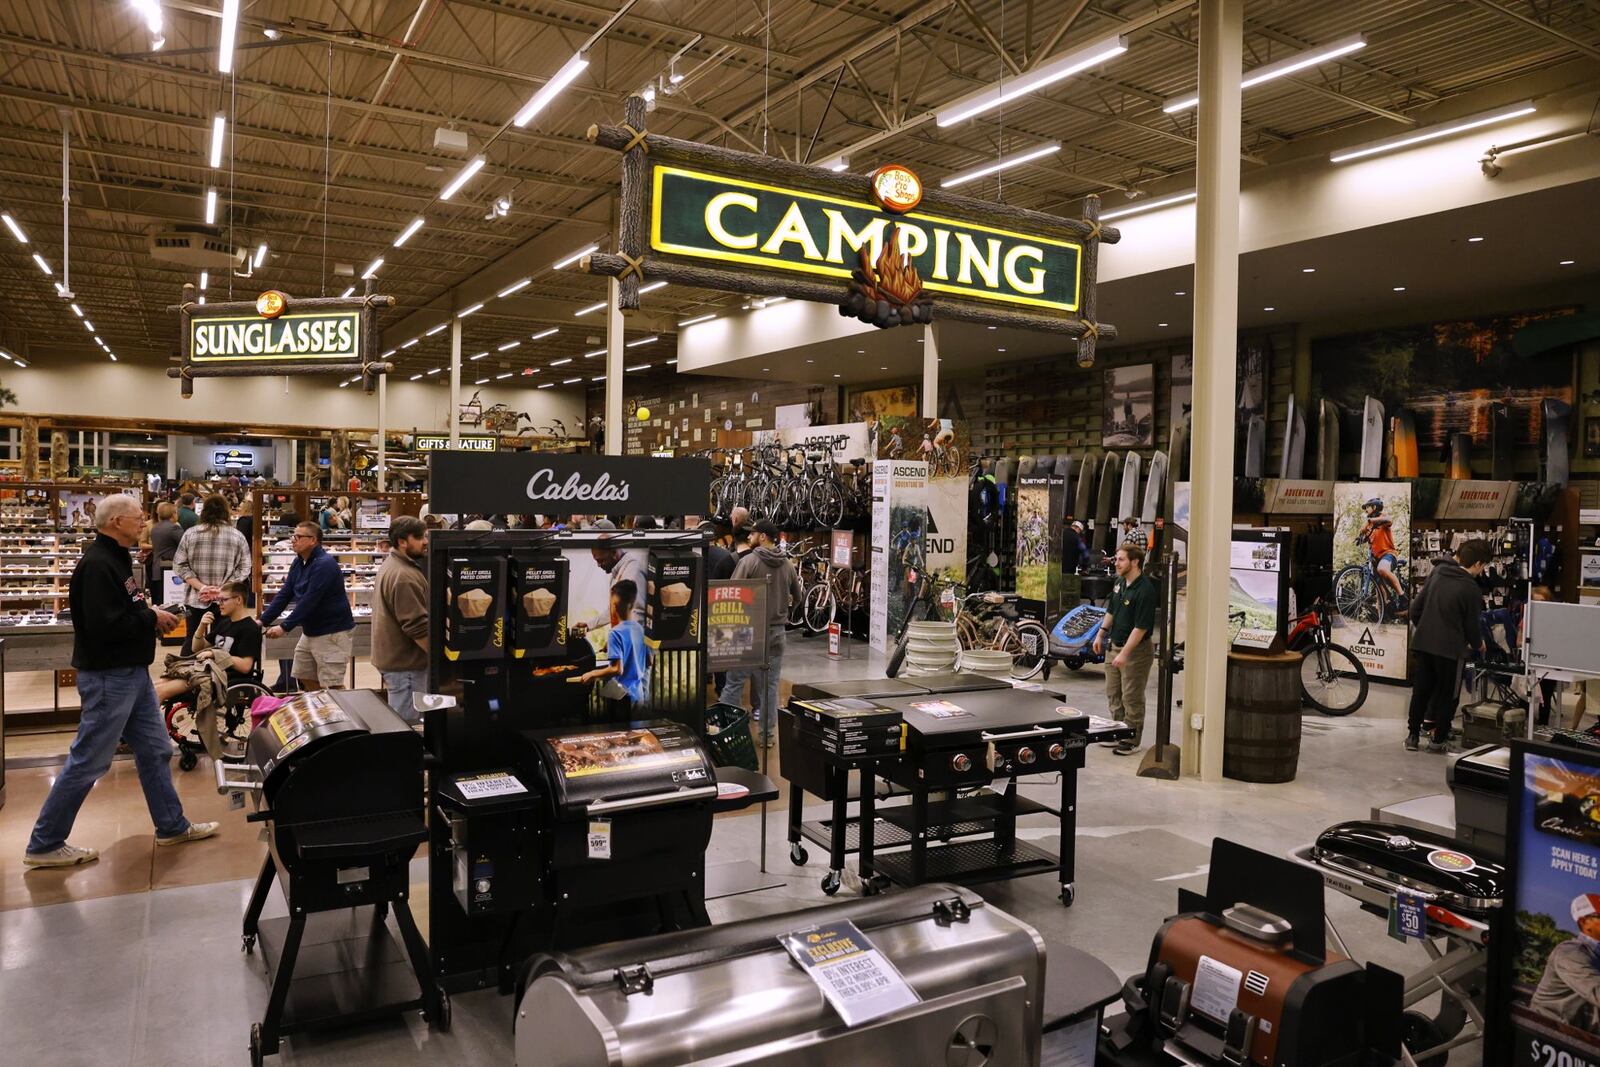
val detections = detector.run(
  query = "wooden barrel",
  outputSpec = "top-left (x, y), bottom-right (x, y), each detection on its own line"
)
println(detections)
top-left (1224, 651), bottom-right (1304, 783)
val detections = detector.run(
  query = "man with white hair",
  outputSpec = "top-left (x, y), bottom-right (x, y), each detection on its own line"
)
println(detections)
top-left (24, 493), bottom-right (219, 868)
top-left (1530, 893), bottom-right (1600, 1029)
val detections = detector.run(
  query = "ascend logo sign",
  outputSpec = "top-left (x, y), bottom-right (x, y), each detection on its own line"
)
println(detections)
top-left (1352, 627), bottom-right (1386, 658)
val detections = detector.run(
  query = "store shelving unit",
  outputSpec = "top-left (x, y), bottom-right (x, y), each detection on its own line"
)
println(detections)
top-left (251, 489), bottom-right (422, 616)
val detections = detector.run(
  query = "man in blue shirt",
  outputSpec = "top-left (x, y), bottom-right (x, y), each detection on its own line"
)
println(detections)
top-left (260, 522), bottom-right (355, 692)
top-left (573, 579), bottom-right (649, 715)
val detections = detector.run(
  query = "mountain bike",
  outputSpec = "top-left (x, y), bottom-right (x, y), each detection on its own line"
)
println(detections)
top-left (886, 568), bottom-right (943, 679)
top-left (1287, 598), bottom-right (1369, 715)
top-left (1333, 544), bottom-right (1408, 624)
top-left (802, 558), bottom-right (867, 635)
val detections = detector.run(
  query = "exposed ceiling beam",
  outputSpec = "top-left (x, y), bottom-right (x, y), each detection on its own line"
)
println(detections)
top-left (441, 0), bottom-right (799, 62)
top-left (1461, 0), bottom-right (1600, 61)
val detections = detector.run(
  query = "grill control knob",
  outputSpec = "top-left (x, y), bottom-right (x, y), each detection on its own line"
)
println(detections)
top-left (950, 753), bottom-right (972, 773)
top-left (1048, 743), bottom-right (1065, 761)
top-left (1017, 747), bottom-right (1037, 765)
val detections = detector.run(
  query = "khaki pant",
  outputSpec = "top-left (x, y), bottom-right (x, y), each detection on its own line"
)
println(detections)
top-left (1104, 639), bottom-right (1155, 744)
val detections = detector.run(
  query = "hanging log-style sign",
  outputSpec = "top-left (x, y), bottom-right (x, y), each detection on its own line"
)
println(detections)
top-left (166, 284), bottom-right (395, 398)
top-left (585, 96), bottom-right (1119, 366)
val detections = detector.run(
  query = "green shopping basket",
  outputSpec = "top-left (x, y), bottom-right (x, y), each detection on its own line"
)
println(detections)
top-left (702, 702), bottom-right (759, 772)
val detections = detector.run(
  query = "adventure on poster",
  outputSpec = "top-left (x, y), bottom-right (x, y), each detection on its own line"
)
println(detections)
top-left (1331, 482), bottom-right (1411, 681)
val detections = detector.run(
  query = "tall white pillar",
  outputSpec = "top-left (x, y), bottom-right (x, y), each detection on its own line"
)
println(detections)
top-left (605, 276), bottom-right (624, 456)
top-left (449, 316), bottom-right (462, 446)
top-left (1184, 0), bottom-right (1245, 781)
top-left (377, 373), bottom-right (388, 492)
top-left (922, 323), bottom-right (939, 418)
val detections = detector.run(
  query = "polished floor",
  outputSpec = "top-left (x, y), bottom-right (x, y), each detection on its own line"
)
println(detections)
top-left (0, 632), bottom-right (1508, 1065)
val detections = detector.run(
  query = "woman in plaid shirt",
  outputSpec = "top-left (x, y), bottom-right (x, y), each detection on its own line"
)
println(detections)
top-left (173, 494), bottom-right (252, 654)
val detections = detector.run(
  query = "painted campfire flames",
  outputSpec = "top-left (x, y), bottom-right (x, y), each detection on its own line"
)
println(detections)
top-left (841, 222), bottom-right (933, 329)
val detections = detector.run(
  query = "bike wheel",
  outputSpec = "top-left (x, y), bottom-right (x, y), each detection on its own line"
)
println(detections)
top-left (955, 613), bottom-right (983, 651)
top-left (1007, 620), bottom-right (1050, 680)
top-left (809, 480), bottom-right (845, 528)
top-left (886, 629), bottom-right (911, 678)
top-left (1300, 643), bottom-right (1369, 716)
top-left (802, 583), bottom-right (835, 634)
top-left (1332, 566), bottom-right (1378, 623)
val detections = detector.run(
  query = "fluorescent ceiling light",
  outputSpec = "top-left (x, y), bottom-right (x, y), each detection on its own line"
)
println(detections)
top-left (457, 303), bottom-right (483, 318)
top-left (475, 377), bottom-right (490, 385)
top-left (361, 257), bottom-right (383, 279)
top-left (538, 382), bottom-right (554, 389)
top-left (495, 372), bottom-right (512, 380)
top-left (677, 314), bottom-right (716, 326)
top-left (549, 357), bottom-right (572, 366)
top-left (626, 363), bottom-right (650, 372)
top-left (1331, 100), bottom-right (1536, 163)
top-left (1163, 34), bottom-right (1367, 113)
top-left (426, 323), bottom-right (449, 336)
top-left (217, 0), bottom-right (240, 72)
top-left (108, 353), bottom-right (117, 362)
top-left (591, 375), bottom-right (605, 382)
top-left (197, 296), bottom-right (206, 305)
top-left (440, 157), bottom-right (485, 200)
top-left (937, 34), bottom-right (1128, 126)
top-left (93, 335), bottom-right (104, 346)
top-left (639, 280), bottom-right (667, 294)
top-left (409, 374), bottom-right (422, 381)
top-left (513, 53), bottom-right (590, 127)
top-left (1100, 190), bottom-right (1197, 221)
top-left (70, 303), bottom-right (83, 317)
top-left (204, 188), bottom-right (217, 225)
top-left (819, 156), bottom-right (848, 172)
top-left (941, 143), bottom-right (1061, 189)
top-left (497, 278), bottom-right (532, 298)
top-left (531, 327), bottom-right (559, 340)
top-left (427, 367), bottom-right (443, 374)
top-left (583, 348), bottom-right (605, 358)
top-left (553, 244), bottom-right (598, 270)
top-left (32, 253), bottom-right (50, 275)
top-left (563, 377), bottom-right (583, 384)
top-left (497, 340), bottom-right (520, 351)
top-left (199, 271), bottom-right (208, 290)
top-left (394, 217), bottom-right (425, 247)
top-left (401, 338), bottom-right (419, 348)
top-left (341, 286), bottom-right (355, 298)
top-left (83, 320), bottom-right (94, 332)
top-left (470, 351), bottom-right (488, 360)
top-left (209, 114), bottom-right (226, 168)
top-left (665, 359), bottom-right (677, 365)
top-left (574, 300), bottom-right (605, 317)
top-left (1, 213), bottom-right (27, 243)
top-left (253, 243), bottom-right (267, 268)
top-left (625, 335), bottom-right (657, 348)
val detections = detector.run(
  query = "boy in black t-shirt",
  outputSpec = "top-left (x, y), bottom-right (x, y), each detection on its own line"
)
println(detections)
top-left (155, 580), bottom-right (262, 701)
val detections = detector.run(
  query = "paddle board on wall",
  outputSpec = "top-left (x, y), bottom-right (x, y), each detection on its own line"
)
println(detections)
top-left (1448, 433), bottom-right (1472, 480)
top-left (1279, 395), bottom-right (1306, 479)
top-left (1316, 399), bottom-right (1341, 481)
top-left (1142, 450), bottom-right (1168, 523)
top-left (1359, 396), bottom-right (1385, 479)
top-left (1544, 398), bottom-right (1572, 485)
top-left (1095, 451), bottom-right (1122, 553)
top-left (1120, 451), bottom-right (1142, 523)
top-left (1165, 412), bottom-right (1189, 523)
top-left (1243, 414), bottom-right (1267, 478)
top-left (1075, 451), bottom-right (1099, 525)
top-left (1390, 410), bottom-right (1419, 478)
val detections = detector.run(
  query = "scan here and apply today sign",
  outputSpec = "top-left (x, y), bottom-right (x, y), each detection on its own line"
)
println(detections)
top-left (427, 452), bottom-right (711, 516)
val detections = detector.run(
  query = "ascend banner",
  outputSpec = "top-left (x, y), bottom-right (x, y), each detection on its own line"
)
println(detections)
top-left (429, 452), bottom-right (710, 516)
top-left (1331, 482), bottom-right (1411, 681)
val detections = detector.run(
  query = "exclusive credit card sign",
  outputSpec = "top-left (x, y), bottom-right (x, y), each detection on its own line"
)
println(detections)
top-left (779, 920), bottom-right (919, 1027)
top-left (1498, 739), bottom-right (1600, 1065)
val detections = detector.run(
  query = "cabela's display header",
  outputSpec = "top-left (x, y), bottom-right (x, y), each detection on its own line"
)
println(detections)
top-left (191, 311), bottom-right (361, 363)
top-left (652, 166), bottom-right (1080, 313)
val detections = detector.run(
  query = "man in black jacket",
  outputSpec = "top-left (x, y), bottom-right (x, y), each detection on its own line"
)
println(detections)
top-left (1406, 538), bottom-right (1492, 753)
top-left (24, 495), bottom-right (220, 868)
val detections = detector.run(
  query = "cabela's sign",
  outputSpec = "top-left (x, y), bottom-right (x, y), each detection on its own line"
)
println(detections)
top-left (652, 166), bottom-right (1080, 313)
top-left (428, 451), bottom-right (710, 516)
top-left (191, 310), bottom-right (362, 363)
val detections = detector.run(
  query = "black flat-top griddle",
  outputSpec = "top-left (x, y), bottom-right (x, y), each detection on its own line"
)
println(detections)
top-left (789, 677), bottom-right (927, 701)
top-left (880, 686), bottom-right (1090, 740)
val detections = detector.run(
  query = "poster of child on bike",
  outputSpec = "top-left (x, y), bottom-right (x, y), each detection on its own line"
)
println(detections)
top-left (1331, 482), bottom-right (1412, 681)
top-left (875, 415), bottom-right (970, 593)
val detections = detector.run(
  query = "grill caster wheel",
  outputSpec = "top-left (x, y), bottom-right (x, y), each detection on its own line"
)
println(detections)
top-left (431, 986), bottom-right (452, 1033)
top-left (1060, 884), bottom-right (1076, 907)
top-left (821, 870), bottom-right (842, 896)
top-left (241, 933), bottom-right (256, 954)
top-left (179, 750), bottom-right (198, 772)
top-left (790, 842), bottom-right (808, 866)
top-left (249, 1024), bottom-right (264, 1067)
top-left (1400, 1010), bottom-right (1447, 1067)
top-left (862, 875), bottom-right (890, 897)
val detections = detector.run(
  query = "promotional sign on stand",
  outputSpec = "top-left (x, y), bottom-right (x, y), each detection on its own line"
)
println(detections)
top-left (1331, 482), bottom-right (1412, 681)
top-left (875, 416), bottom-right (969, 593)
top-left (1015, 473), bottom-right (1065, 617)
top-left (870, 460), bottom-right (929, 652)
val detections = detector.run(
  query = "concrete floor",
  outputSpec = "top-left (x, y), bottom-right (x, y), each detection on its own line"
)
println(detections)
top-left (0, 633), bottom-right (1496, 1066)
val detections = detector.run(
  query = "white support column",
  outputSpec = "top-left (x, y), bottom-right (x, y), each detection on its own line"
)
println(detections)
top-left (449, 316), bottom-right (462, 446)
top-left (166, 435), bottom-right (178, 480)
top-left (922, 323), bottom-right (939, 418)
top-left (290, 439), bottom-right (299, 485)
top-left (605, 276), bottom-right (624, 456)
top-left (1184, 0), bottom-right (1245, 782)
top-left (377, 373), bottom-right (388, 492)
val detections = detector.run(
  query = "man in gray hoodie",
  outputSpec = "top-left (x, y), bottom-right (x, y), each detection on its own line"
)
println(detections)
top-left (1406, 538), bottom-right (1490, 752)
top-left (721, 519), bottom-right (803, 746)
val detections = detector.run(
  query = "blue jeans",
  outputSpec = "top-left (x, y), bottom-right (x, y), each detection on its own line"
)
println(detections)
top-left (28, 666), bottom-right (190, 853)
top-left (381, 669), bottom-right (428, 723)
top-left (719, 632), bottom-right (785, 737)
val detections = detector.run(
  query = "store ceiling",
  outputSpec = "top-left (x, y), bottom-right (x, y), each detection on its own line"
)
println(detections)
top-left (0, 0), bottom-right (1597, 383)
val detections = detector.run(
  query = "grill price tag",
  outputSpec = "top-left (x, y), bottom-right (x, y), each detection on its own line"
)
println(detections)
top-left (1390, 890), bottom-right (1426, 941)
top-left (587, 818), bottom-right (612, 861)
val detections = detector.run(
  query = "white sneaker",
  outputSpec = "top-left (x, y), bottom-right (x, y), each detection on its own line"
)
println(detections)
top-left (156, 821), bottom-right (220, 847)
top-left (23, 843), bottom-right (100, 869)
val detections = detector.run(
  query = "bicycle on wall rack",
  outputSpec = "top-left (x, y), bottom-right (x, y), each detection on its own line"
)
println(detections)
top-left (801, 555), bottom-right (868, 636)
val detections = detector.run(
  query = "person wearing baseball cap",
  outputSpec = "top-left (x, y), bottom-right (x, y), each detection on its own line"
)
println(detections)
top-left (719, 519), bottom-right (802, 747)
top-left (1529, 893), bottom-right (1600, 1029)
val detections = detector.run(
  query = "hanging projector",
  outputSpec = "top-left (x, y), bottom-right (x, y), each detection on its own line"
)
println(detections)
top-left (146, 226), bottom-right (248, 269)
top-left (433, 126), bottom-right (470, 153)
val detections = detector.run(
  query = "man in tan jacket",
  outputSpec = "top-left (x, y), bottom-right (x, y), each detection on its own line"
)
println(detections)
top-left (373, 515), bottom-right (429, 720)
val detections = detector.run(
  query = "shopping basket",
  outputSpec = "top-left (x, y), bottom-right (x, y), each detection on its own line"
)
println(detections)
top-left (702, 702), bottom-right (759, 772)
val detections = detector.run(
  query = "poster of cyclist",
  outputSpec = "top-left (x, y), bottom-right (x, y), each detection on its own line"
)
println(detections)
top-left (1102, 364), bottom-right (1155, 448)
top-left (1331, 482), bottom-right (1412, 680)
top-left (875, 415), bottom-right (970, 593)
top-left (1015, 475), bottom-right (1064, 613)
top-left (869, 459), bottom-right (929, 653)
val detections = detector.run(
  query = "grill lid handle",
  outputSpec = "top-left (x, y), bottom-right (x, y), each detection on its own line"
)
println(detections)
top-left (1221, 903), bottom-right (1293, 945)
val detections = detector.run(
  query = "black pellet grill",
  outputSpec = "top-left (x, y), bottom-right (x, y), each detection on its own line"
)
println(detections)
top-left (226, 690), bottom-right (445, 1065)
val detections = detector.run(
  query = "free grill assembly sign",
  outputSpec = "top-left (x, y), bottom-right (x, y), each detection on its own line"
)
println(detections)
top-left (190, 310), bottom-right (362, 362)
top-left (427, 451), bottom-right (711, 517)
top-left (707, 580), bottom-right (768, 671)
top-left (651, 165), bottom-right (1082, 313)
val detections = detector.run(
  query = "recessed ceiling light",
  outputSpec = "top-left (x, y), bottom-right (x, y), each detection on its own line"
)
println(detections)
top-left (1467, 236), bottom-right (1484, 243)
top-left (880, 366), bottom-right (887, 370)
top-left (806, 358), bottom-right (814, 363)
top-left (1301, 267), bottom-right (1315, 273)
top-left (1559, 259), bottom-right (1575, 266)
top-left (1174, 291), bottom-right (1186, 296)
top-left (997, 347), bottom-right (1006, 352)
top-left (1263, 306), bottom-right (1275, 311)
top-left (762, 367), bottom-right (770, 371)
top-left (1392, 286), bottom-right (1406, 291)
top-left (856, 349), bottom-right (864, 353)
top-left (986, 325), bottom-right (997, 330)
top-left (1158, 322), bottom-right (1169, 327)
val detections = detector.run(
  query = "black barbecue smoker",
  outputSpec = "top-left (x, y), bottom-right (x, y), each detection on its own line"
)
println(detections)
top-left (221, 689), bottom-right (445, 1065)
top-left (423, 528), bottom-right (737, 994)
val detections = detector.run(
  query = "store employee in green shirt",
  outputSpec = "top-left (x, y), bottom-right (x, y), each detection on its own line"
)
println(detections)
top-left (1093, 542), bottom-right (1158, 755)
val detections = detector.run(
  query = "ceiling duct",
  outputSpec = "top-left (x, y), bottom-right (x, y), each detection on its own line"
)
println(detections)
top-left (146, 226), bottom-right (247, 269)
